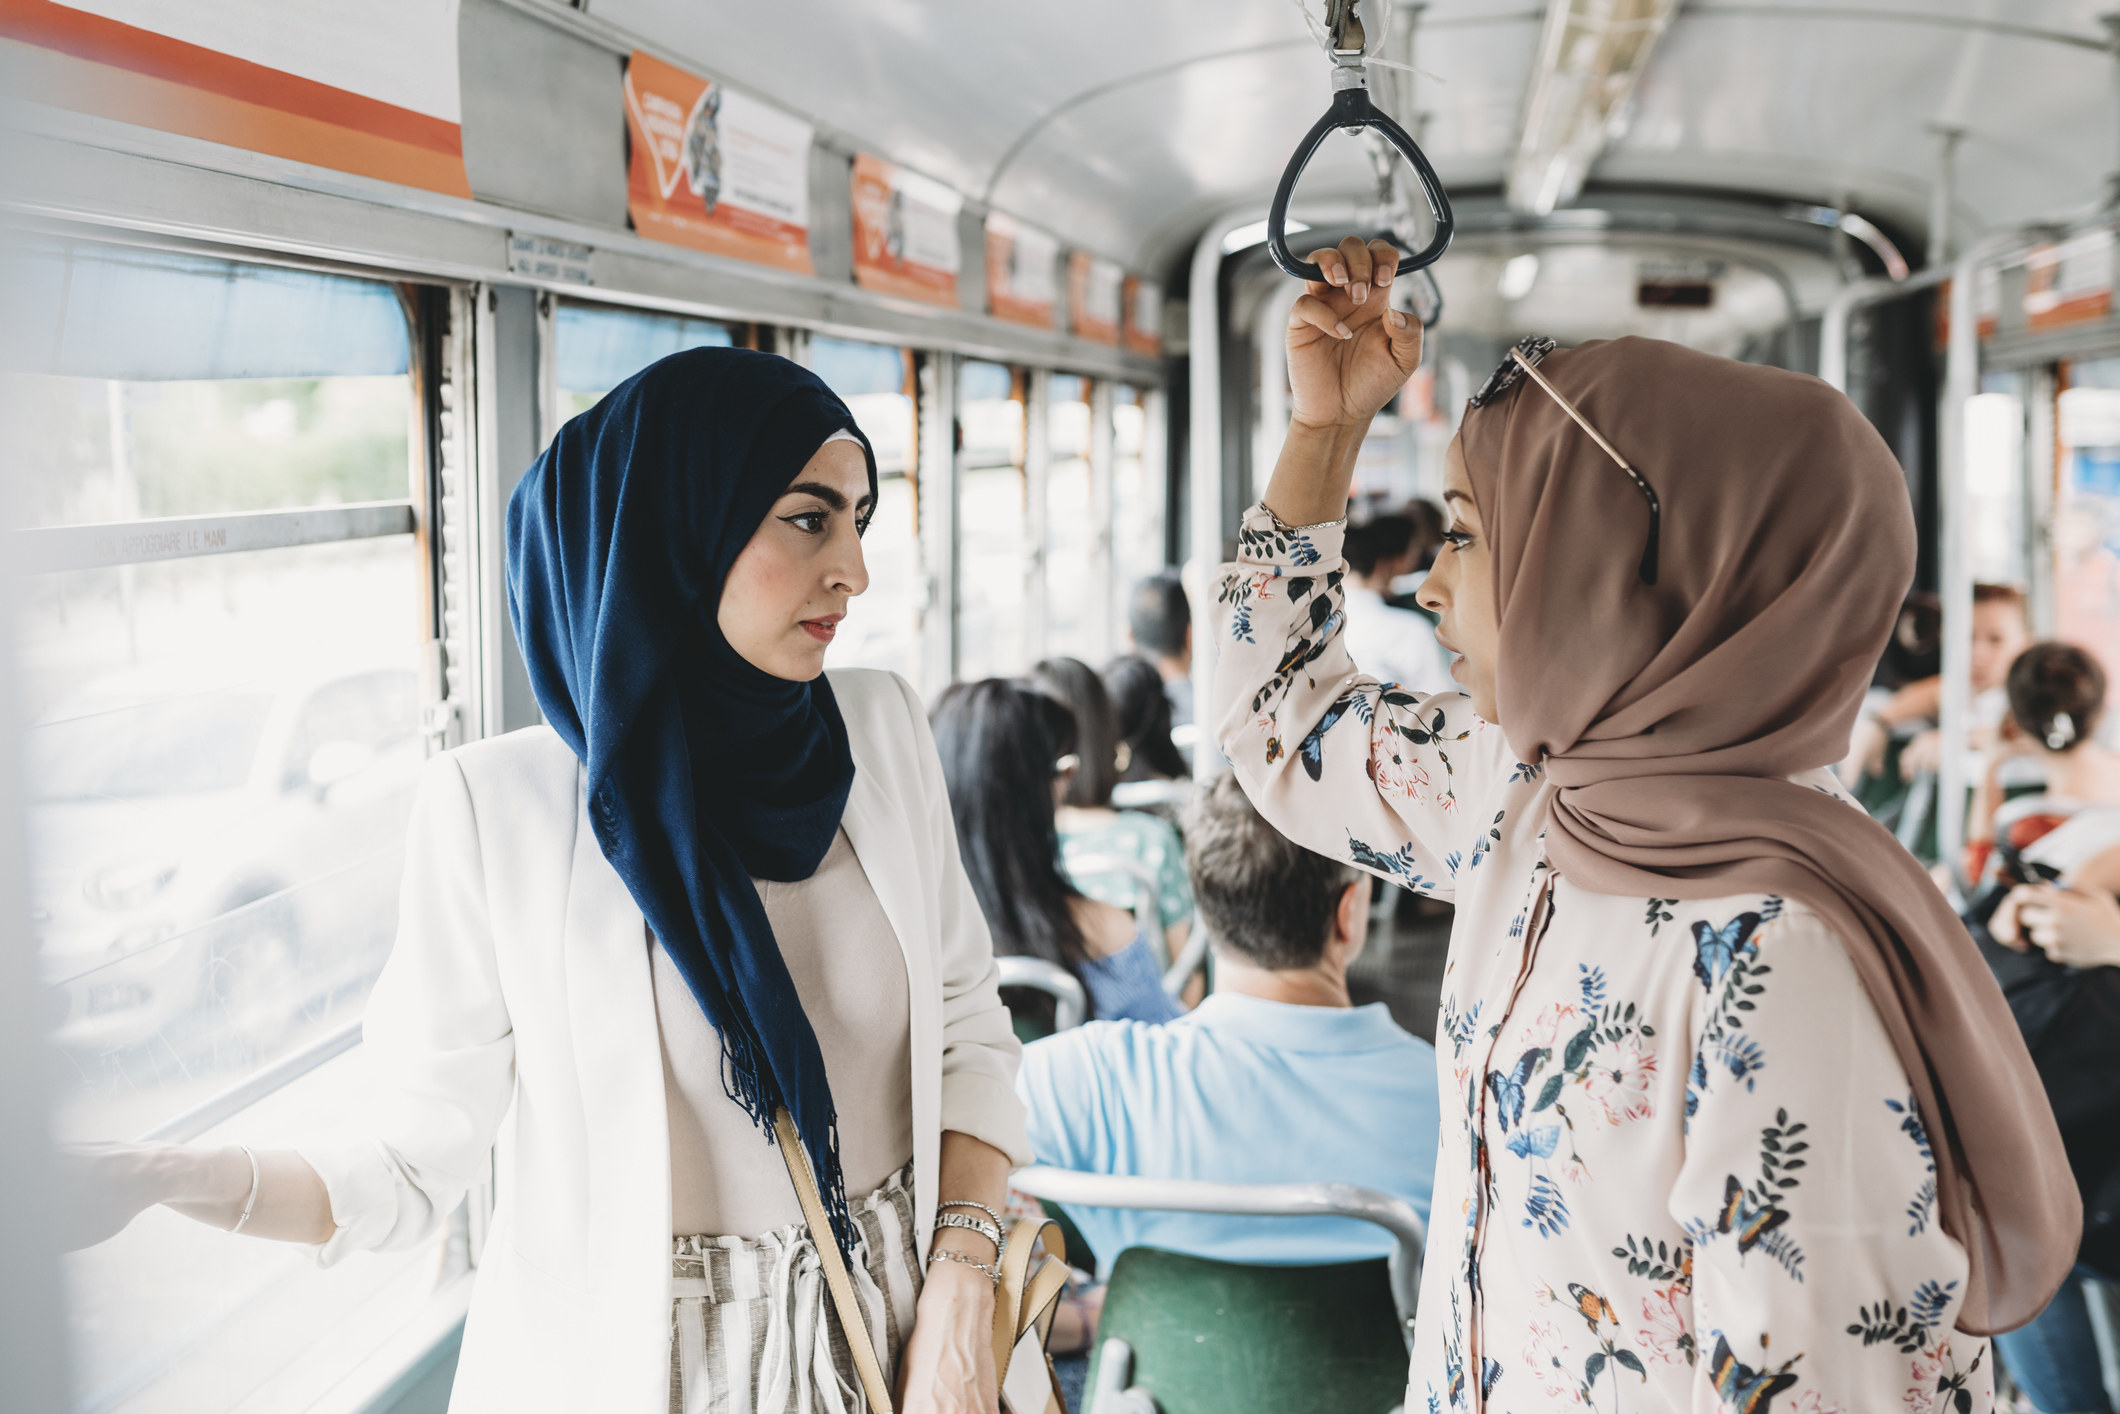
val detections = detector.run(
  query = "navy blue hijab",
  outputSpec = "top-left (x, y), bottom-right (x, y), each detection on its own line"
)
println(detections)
top-left (506, 347), bottom-right (878, 1249)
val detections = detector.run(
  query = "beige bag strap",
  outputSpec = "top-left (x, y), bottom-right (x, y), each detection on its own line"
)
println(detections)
top-left (773, 1108), bottom-right (896, 1414)
top-left (991, 1217), bottom-right (1072, 1414)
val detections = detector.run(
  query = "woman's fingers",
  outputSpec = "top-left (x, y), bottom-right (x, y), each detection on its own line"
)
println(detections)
top-left (1338, 236), bottom-right (1374, 304)
top-left (1369, 238), bottom-right (1401, 288)
top-left (1289, 292), bottom-right (1353, 341)
top-left (1991, 888), bottom-right (2028, 947)
top-left (1306, 246), bottom-right (1348, 296)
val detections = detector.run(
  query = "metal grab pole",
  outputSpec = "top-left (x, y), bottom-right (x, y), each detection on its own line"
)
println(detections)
top-left (1935, 231), bottom-right (2036, 878)
top-left (1187, 217), bottom-right (1251, 782)
top-left (1937, 257), bottom-right (1978, 882)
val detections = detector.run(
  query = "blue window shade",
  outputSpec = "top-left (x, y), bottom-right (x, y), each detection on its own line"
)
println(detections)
top-left (6, 243), bottom-right (410, 381)
top-left (1051, 373), bottom-right (1087, 403)
top-left (556, 303), bottom-right (733, 394)
top-left (962, 360), bottom-right (1014, 401)
top-left (809, 337), bottom-right (906, 397)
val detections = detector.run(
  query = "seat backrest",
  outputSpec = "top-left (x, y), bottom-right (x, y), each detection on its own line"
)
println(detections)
top-left (1063, 850), bottom-right (1167, 946)
top-left (995, 955), bottom-right (1086, 1034)
top-left (1086, 1248), bottom-right (1406, 1414)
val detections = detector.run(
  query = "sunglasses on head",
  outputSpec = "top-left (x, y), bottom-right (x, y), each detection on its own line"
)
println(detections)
top-left (1468, 336), bottom-right (1661, 586)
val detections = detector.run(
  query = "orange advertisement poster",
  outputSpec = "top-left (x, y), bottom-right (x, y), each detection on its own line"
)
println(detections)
top-left (0, 0), bottom-right (471, 197)
top-left (851, 153), bottom-right (962, 306)
top-left (2026, 230), bottom-right (2115, 332)
top-left (1070, 252), bottom-right (1123, 345)
top-left (1123, 275), bottom-right (1162, 356)
top-left (986, 213), bottom-right (1058, 328)
top-left (623, 50), bottom-right (814, 274)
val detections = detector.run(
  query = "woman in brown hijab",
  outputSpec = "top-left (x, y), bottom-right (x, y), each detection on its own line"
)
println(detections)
top-left (1211, 236), bottom-right (2078, 1414)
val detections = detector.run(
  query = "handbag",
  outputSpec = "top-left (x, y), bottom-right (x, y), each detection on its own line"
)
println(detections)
top-left (772, 1108), bottom-right (1070, 1414)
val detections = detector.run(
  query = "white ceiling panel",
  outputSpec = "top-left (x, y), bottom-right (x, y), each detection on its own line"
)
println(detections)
top-left (587, 0), bottom-right (2113, 272)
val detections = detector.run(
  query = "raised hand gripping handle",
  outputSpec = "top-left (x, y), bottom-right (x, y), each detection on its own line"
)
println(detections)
top-left (1267, 85), bottom-right (1455, 284)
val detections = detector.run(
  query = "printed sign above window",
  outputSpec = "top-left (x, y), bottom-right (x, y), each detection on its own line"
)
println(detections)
top-left (851, 154), bottom-right (963, 306)
top-left (1123, 276), bottom-right (1162, 356)
top-left (986, 213), bottom-right (1059, 329)
top-left (622, 50), bottom-right (814, 275)
top-left (1070, 252), bottom-right (1123, 346)
top-left (0, 0), bottom-right (472, 196)
top-left (2026, 230), bottom-right (2114, 332)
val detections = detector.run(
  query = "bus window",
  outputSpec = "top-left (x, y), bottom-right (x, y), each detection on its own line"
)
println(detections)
top-left (1042, 374), bottom-right (1099, 662)
top-left (553, 300), bottom-right (734, 424)
top-left (1110, 384), bottom-right (1165, 645)
top-left (2056, 358), bottom-right (2120, 694)
top-left (812, 337), bottom-right (921, 685)
top-left (957, 361), bottom-right (1029, 679)
top-left (7, 241), bottom-right (442, 1412)
top-left (1967, 373), bottom-right (2027, 589)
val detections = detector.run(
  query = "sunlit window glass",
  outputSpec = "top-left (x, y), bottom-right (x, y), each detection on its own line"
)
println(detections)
top-left (812, 337), bottom-right (921, 685)
top-left (1110, 385), bottom-right (1165, 646)
top-left (5, 241), bottom-right (442, 1412)
top-left (956, 361), bottom-right (1028, 680)
top-left (1043, 375), bottom-right (1098, 662)
top-left (554, 300), bottom-right (734, 423)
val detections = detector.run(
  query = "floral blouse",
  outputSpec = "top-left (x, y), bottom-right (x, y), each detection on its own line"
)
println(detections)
top-left (1213, 505), bottom-right (1992, 1414)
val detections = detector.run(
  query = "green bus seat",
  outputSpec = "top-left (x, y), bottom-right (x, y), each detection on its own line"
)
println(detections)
top-left (1085, 1248), bottom-right (1407, 1414)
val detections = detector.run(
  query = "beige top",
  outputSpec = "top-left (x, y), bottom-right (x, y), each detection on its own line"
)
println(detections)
top-left (650, 827), bottom-right (914, 1237)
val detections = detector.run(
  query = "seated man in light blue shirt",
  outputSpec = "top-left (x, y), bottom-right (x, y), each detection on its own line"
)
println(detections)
top-left (1015, 772), bottom-right (1441, 1278)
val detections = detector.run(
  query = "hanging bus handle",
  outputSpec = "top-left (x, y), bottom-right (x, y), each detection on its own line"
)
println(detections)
top-left (1267, 16), bottom-right (1455, 284)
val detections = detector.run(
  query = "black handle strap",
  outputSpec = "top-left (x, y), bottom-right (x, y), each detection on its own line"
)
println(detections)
top-left (1267, 85), bottom-right (1455, 284)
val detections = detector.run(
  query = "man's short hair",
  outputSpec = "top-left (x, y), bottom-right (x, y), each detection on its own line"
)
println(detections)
top-left (1129, 574), bottom-right (1191, 658)
top-left (1185, 774), bottom-right (1356, 970)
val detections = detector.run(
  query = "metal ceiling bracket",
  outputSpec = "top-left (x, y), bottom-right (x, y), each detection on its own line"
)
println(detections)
top-left (1267, 3), bottom-right (1455, 282)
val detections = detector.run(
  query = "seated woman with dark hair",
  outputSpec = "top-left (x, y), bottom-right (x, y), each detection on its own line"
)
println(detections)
top-left (1103, 654), bottom-right (1189, 784)
top-left (1968, 641), bottom-right (2120, 881)
top-left (930, 678), bottom-right (1184, 1028)
top-left (1974, 645), bottom-right (2120, 1414)
top-left (1032, 657), bottom-right (1194, 965)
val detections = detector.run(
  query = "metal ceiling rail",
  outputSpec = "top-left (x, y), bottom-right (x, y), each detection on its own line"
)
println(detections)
top-left (11, 501), bottom-right (418, 576)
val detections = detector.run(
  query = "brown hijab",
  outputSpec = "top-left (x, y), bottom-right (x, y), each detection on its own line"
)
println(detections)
top-left (1458, 335), bottom-right (2078, 1335)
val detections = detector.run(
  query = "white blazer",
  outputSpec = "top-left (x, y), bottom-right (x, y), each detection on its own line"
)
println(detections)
top-left (297, 669), bottom-right (1031, 1414)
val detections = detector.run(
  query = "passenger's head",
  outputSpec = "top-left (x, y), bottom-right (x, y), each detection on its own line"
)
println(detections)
top-left (1185, 774), bottom-right (1370, 973)
top-left (2006, 642), bottom-right (2106, 755)
top-left (1103, 654), bottom-right (1189, 782)
top-left (507, 347), bottom-right (878, 721)
top-left (1031, 657), bottom-right (1119, 807)
top-left (1972, 583), bottom-right (2032, 695)
top-left (1129, 574), bottom-right (1192, 670)
top-left (1405, 499), bottom-right (1447, 570)
top-left (1424, 336), bottom-right (1912, 780)
top-left (928, 679), bottom-right (1090, 971)
top-left (1343, 514), bottom-right (1419, 587)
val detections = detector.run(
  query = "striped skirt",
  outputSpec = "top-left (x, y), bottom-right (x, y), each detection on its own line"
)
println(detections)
top-left (669, 1163), bottom-right (922, 1414)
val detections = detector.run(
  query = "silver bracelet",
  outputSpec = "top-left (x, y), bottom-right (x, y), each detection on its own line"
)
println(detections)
top-left (229, 1145), bottom-right (261, 1235)
top-left (933, 1210), bottom-right (1005, 1258)
top-left (1260, 501), bottom-right (1347, 534)
top-left (926, 1247), bottom-right (999, 1285)
top-left (937, 1198), bottom-right (1006, 1231)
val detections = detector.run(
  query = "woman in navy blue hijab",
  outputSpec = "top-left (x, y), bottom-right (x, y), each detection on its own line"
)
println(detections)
top-left (56, 347), bottom-right (1033, 1414)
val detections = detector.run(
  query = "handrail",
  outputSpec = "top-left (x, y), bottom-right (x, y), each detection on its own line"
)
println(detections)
top-left (136, 1016), bottom-right (363, 1143)
top-left (1011, 1164), bottom-right (1426, 1347)
top-left (1064, 850), bottom-right (1168, 946)
top-left (995, 956), bottom-right (1087, 1033)
top-left (1266, 5), bottom-right (1453, 283)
